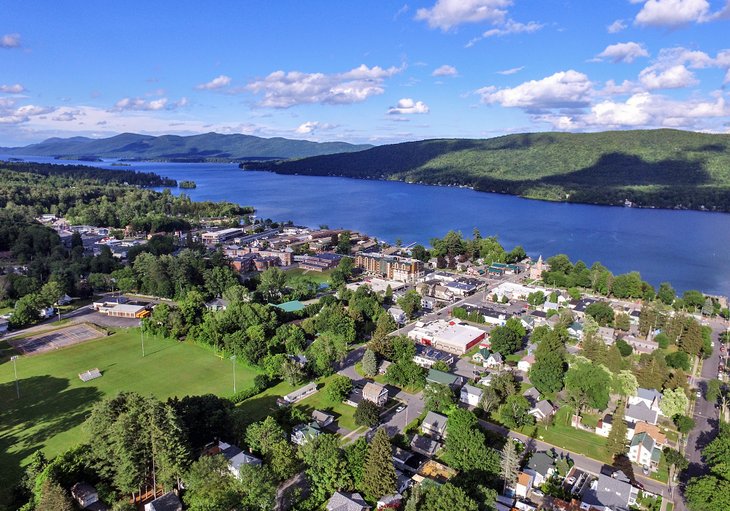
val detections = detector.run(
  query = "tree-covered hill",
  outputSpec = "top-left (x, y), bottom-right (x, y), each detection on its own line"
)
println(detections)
top-left (248, 129), bottom-right (730, 212)
top-left (0, 132), bottom-right (372, 161)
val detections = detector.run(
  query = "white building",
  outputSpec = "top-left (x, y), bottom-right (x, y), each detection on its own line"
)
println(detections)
top-left (408, 319), bottom-right (487, 355)
top-left (460, 384), bottom-right (483, 407)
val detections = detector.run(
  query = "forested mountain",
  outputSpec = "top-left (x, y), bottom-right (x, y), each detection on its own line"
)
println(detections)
top-left (0, 132), bottom-right (372, 161)
top-left (248, 129), bottom-right (730, 212)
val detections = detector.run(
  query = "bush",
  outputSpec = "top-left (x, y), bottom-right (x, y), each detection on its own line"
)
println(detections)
top-left (655, 333), bottom-right (669, 349)
top-left (354, 400), bottom-right (381, 427)
top-left (326, 375), bottom-right (353, 403)
top-left (615, 339), bottom-right (633, 357)
top-left (674, 414), bottom-right (695, 434)
top-left (666, 351), bottom-right (691, 371)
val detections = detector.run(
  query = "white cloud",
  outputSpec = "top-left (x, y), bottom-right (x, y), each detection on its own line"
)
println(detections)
top-left (600, 79), bottom-right (641, 95)
top-left (725, 68), bottom-right (730, 84)
top-left (477, 70), bottom-right (593, 110)
top-left (195, 75), bottom-right (232, 90)
top-left (0, 99), bottom-right (55, 124)
top-left (585, 92), bottom-right (728, 128)
top-left (415, 0), bottom-right (511, 30)
top-left (595, 42), bottom-right (649, 63)
top-left (387, 98), bottom-right (430, 114)
top-left (246, 64), bottom-right (403, 108)
top-left (497, 66), bottom-right (524, 75)
top-left (111, 96), bottom-right (189, 112)
top-left (481, 19), bottom-right (543, 37)
top-left (607, 19), bottom-right (628, 33)
top-left (52, 110), bottom-right (83, 122)
top-left (634, 0), bottom-right (721, 26)
top-left (639, 64), bottom-right (698, 89)
top-left (0, 33), bottom-right (21, 49)
top-left (294, 121), bottom-right (338, 134)
top-left (0, 83), bottom-right (25, 94)
top-left (432, 64), bottom-right (458, 77)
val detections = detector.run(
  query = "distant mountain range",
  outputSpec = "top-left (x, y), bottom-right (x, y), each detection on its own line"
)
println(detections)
top-left (248, 129), bottom-right (730, 212)
top-left (0, 132), bottom-right (372, 161)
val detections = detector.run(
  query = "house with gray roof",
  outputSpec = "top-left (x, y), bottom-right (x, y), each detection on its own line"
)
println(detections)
top-left (625, 402), bottom-right (659, 425)
top-left (421, 411), bottom-right (448, 440)
top-left (523, 387), bottom-right (541, 406)
top-left (144, 492), bottom-right (182, 511)
top-left (326, 491), bottom-right (370, 511)
top-left (410, 434), bottom-right (442, 457)
top-left (629, 388), bottom-right (663, 414)
top-left (217, 440), bottom-right (262, 478)
top-left (529, 400), bottom-right (556, 421)
top-left (524, 451), bottom-right (555, 487)
top-left (581, 471), bottom-right (639, 511)
top-left (460, 383), bottom-right (483, 407)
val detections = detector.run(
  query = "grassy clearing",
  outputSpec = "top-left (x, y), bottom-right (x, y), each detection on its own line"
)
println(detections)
top-left (0, 328), bottom-right (261, 504)
top-left (284, 268), bottom-right (333, 285)
top-left (517, 408), bottom-right (611, 463)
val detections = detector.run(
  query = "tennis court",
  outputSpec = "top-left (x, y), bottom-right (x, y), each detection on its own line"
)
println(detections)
top-left (8, 323), bottom-right (105, 355)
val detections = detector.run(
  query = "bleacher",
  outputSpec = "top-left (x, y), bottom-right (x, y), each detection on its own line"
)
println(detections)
top-left (78, 368), bottom-right (102, 382)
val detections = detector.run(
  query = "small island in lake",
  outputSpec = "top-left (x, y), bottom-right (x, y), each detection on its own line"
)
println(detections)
top-left (179, 180), bottom-right (197, 189)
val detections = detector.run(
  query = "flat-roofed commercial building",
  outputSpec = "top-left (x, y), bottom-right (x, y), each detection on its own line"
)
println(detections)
top-left (202, 228), bottom-right (244, 246)
top-left (408, 319), bottom-right (486, 355)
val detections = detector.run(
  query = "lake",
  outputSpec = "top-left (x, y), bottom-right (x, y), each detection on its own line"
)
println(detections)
top-left (6, 156), bottom-right (730, 295)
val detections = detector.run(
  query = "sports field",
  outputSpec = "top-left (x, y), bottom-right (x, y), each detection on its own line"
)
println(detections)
top-left (0, 328), bottom-right (260, 505)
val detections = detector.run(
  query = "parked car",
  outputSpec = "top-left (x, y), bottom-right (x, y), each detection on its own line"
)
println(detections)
top-left (396, 405), bottom-right (406, 413)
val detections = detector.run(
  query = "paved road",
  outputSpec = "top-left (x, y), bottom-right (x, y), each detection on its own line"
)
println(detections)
top-left (675, 318), bottom-right (727, 511)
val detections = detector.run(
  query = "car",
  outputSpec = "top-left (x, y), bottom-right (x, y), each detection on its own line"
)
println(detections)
top-left (696, 390), bottom-right (702, 398)
top-left (353, 388), bottom-right (361, 394)
top-left (396, 405), bottom-right (406, 413)
top-left (642, 466), bottom-right (650, 475)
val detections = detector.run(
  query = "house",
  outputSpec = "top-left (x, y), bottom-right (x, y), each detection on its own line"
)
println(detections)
top-left (628, 432), bottom-right (661, 471)
top-left (144, 492), bottom-right (182, 511)
top-left (595, 414), bottom-right (613, 437)
top-left (460, 384), bottom-right (483, 407)
top-left (628, 388), bottom-right (663, 414)
top-left (326, 491), bottom-right (370, 511)
top-left (524, 451), bottom-right (555, 488)
top-left (625, 402), bottom-right (659, 425)
top-left (426, 368), bottom-right (463, 389)
top-left (518, 354), bottom-right (535, 373)
top-left (515, 472), bottom-right (534, 499)
top-left (477, 374), bottom-right (493, 387)
top-left (567, 322), bottom-right (584, 340)
top-left (205, 297), bottom-right (229, 311)
top-left (217, 440), bottom-right (262, 477)
top-left (523, 387), bottom-right (541, 406)
top-left (472, 347), bottom-right (491, 365)
top-left (71, 482), bottom-right (104, 510)
top-left (582, 470), bottom-right (639, 511)
top-left (412, 344), bottom-right (454, 369)
top-left (392, 447), bottom-right (422, 473)
top-left (597, 326), bottom-right (616, 344)
top-left (529, 400), bottom-right (556, 421)
top-left (388, 307), bottom-right (407, 324)
top-left (484, 352), bottom-right (503, 369)
top-left (312, 410), bottom-right (335, 428)
top-left (421, 411), bottom-right (448, 440)
top-left (377, 494), bottom-right (403, 509)
top-left (634, 421), bottom-right (667, 446)
top-left (414, 459), bottom-right (458, 484)
top-left (410, 434), bottom-right (441, 457)
top-left (363, 382), bottom-right (389, 406)
top-left (291, 422), bottom-right (322, 445)
top-left (543, 300), bottom-right (559, 312)
top-left (279, 382), bottom-right (318, 406)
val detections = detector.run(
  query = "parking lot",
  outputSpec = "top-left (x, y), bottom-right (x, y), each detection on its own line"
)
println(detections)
top-left (8, 323), bottom-right (105, 356)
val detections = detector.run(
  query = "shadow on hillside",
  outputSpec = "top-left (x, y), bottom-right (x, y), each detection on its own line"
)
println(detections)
top-left (539, 153), bottom-right (709, 187)
top-left (0, 375), bottom-right (102, 507)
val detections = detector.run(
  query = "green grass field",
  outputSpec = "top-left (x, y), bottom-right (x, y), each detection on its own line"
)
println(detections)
top-left (0, 328), bottom-right (260, 504)
top-left (284, 267), bottom-right (333, 285)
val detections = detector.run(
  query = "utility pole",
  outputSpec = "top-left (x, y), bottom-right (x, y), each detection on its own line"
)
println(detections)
top-left (231, 355), bottom-right (237, 394)
top-left (11, 355), bottom-right (19, 398)
top-left (141, 328), bottom-right (145, 357)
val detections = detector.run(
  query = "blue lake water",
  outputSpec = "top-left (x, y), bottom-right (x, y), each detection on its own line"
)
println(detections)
top-left (6, 156), bottom-right (730, 295)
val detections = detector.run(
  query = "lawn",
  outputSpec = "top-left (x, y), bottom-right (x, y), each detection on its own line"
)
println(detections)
top-left (236, 375), bottom-right (359, 431)
top-left (284, 267), bottom-right (333, 285)
top-left (519, 408), bottom-right (611, 463)
top-left (0, 327), bottom-right (261, 505)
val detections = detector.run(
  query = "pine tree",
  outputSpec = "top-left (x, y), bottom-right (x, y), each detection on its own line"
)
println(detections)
top-left (361, 428), bottom-right (397, 502)
top-left (606, 402), bottom-right (628, 457)
top-left (362, 349), bottom-right (378, 377)
top-left (37, 478), bottom-right (74, 511)
top-left (500, 440), bottom-right (520, 493)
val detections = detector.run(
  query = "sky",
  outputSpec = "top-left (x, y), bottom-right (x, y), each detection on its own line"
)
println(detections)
top-left (1, 0), bottom-right (730, 146)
